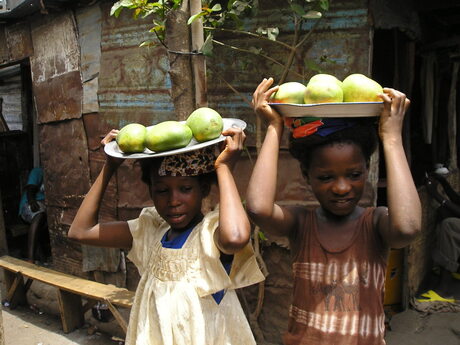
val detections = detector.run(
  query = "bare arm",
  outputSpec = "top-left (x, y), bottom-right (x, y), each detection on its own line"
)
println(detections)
top-left (213, 128), bottom-right (251, 254)
top-left (246, 78), bottom-right (299, 237)
top-left (375, 88), bottom-right (421, 248)
top-left (68, 130), bottom-right (133, 248)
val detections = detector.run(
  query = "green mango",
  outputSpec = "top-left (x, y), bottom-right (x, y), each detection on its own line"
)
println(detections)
top-left (145, 121), bottom-right (193, 152)
top-left (116, 123), bottom-right (147, 153)
top-left (186, 107), bottom-right (223, 142)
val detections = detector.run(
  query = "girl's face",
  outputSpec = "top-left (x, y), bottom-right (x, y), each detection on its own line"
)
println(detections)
top-left (150, 173), bottom-right (206, 231)
top-left (306, 142), bottom-right (368, 217)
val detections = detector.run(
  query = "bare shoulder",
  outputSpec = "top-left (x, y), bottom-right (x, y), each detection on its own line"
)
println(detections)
top-left (285, 204), bottom-right (310, 218)
top-left (284, 204), bottom-right (310, 232)
top-left (255, 204), bottom-right (309, 239)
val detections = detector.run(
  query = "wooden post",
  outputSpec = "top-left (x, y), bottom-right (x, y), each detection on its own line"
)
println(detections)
top-left (165, 5), bottom-right (195, 120)
top-left (57, 289), bottom-right (84, 333)
top-left (190, 0), bottom-right (207, 108)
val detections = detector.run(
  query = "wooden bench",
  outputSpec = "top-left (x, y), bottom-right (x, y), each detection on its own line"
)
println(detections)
top-left (0, 255), bottom-right (135, 334)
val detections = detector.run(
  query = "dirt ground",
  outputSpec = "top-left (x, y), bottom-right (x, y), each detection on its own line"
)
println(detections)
top-left (385, 309), bottom-right (460, 345)
top-left (2, 306), bottom-right (118, 345)
top-left (1, 298), bottom-right (460, 344)
top-left (0, 279), bottom-right (128, 345)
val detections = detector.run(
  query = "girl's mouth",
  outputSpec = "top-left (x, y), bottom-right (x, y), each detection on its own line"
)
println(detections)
top-left (167, 213), bottom-right (186, 223)
top-left (331, 198), bottom-right (355, 209)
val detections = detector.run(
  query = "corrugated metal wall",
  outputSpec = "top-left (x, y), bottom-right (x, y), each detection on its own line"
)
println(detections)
top-left (0, 65), bottom-right (22, 130)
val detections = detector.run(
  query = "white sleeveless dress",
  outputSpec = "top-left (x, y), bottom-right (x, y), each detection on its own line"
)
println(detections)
top-left (125, 206), bottom-right (265, 345)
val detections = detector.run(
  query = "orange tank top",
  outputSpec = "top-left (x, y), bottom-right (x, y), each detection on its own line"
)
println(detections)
top-left (283, 207), bottom-right (388, 345)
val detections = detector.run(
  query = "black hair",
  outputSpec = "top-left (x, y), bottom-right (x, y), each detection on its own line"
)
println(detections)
top-left (288, 119), bottom-right (379, 174)
top-left (138, 157), bottom-right (217, 196)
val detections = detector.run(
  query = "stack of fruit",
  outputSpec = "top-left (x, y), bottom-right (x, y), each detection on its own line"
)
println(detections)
top-left (116, 107), bottom-right (223, 154)
top-left (270, 73), bottom-right (383, 104)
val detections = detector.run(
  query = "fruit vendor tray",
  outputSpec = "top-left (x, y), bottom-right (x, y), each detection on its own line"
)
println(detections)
top-left (268, 101), bottom-right (384, 118)
top-left (105, 118), bottom-right (247, 159)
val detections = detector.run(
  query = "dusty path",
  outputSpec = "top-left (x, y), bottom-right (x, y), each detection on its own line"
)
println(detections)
top-left (1, 299), bottom-right (460, 344)
top-left (385, 309), bottom-right (460, 345)
top-left (1, 306), bottom-right (118, 345)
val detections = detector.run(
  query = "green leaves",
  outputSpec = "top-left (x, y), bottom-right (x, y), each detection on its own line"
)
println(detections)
top-left (200, 34), bottom-right (214, 56)
top-left (110, 0), bottom-right (136, 17)
top-left (187, 4), bottom-right (222, 25)
top-left (256, 27), bottom-right (279, 41)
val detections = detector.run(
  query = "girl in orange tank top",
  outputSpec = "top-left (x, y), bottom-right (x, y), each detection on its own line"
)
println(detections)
top-left (247, 77), bottom-right (421, 345)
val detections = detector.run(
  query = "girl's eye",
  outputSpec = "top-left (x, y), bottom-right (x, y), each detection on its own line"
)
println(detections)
top-left (180, 186), bottom-right (193, 193)
top-left (153, 188), bottom-right (168, 194)
top-left (317, 175), bottom-right (333, 182)
top-left (349, 171), bottom-right (363, 179)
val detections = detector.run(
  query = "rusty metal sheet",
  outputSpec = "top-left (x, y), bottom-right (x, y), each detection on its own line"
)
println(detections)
top-left (5, 21), bottom-right (32, 62)
top-left (32, 70), bottom-right (82, 123)
top-left (29, 12), bottom-right (79, 83)
top-left (82, 112), bottom-right (110, 152)
top-left (46, 204), bottom-right (83, 274)
top-left (82, 77), bottom-right (99, 114)
top-left (39, 119), bottom-right (91, 209)
top-left (98, 2), bottom-right (174, 130)
top-left (83, 113), bottom-right (118, 222)
top-left (117, 159), bottom-right (152, 210)
top-left (76, 4), bottom-right (101, 82)
top-left (76, 4), bottom-right (101, 114)
top-left (29, 11), bottom-right (82, 123)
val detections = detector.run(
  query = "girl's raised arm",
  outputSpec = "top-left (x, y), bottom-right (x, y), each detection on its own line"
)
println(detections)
top-left (68, 130), bottom-right (133, 248)
top-left (213, 128), bottom-right (251, 254)
top-left (375, 88), bottom-right (421, 248)
top-left (246, 78), bottom-right (299, 238)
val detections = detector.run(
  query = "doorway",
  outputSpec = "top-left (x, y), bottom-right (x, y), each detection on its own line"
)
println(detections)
top-left (0, 61), bottom-right (50, 262)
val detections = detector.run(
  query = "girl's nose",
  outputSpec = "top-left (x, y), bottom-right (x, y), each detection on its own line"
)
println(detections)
top-left (168, 190), bottom-right (181, 207)
top-left (332, 178), bottom-right (351, 195)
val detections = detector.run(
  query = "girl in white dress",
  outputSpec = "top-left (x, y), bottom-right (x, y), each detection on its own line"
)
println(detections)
top-left (68, 127), bottom-right (264, 345)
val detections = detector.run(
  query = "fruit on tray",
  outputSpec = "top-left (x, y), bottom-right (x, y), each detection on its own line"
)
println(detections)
top-left (186, 107), bottom-right (224, 142)
top-left (116, 123), bottom-right (147, 153)
top-left (270, 82), bottom-right (307, 104)
top-left (304, 74), bottom-right (343, 104)
top-left (342, 73), bottom-right (383, 102)
top-left (145, 121), bottom-right (193, 152)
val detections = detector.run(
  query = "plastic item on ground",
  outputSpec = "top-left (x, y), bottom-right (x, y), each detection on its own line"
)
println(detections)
top-left (416, 290), bottom-right (456, 303)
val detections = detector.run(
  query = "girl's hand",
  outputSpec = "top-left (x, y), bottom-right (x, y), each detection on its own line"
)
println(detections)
top-left (101, 129), bottom-right (125, 169)
top-left (252, 78), bottom-right (283, 127)
top-left (378, 88), bottom-right (410, 142)
top-left (215, 127), bottom-right (246, 171)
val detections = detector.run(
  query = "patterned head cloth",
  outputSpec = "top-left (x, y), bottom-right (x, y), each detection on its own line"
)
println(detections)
top-left (284, 117), bottom-right (357, 138)
top-left (158, 145), bottom-right (218, 176)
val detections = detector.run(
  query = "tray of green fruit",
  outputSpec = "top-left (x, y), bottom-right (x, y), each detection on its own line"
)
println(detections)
top-left (105, 115), bottom-right (246, 159)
